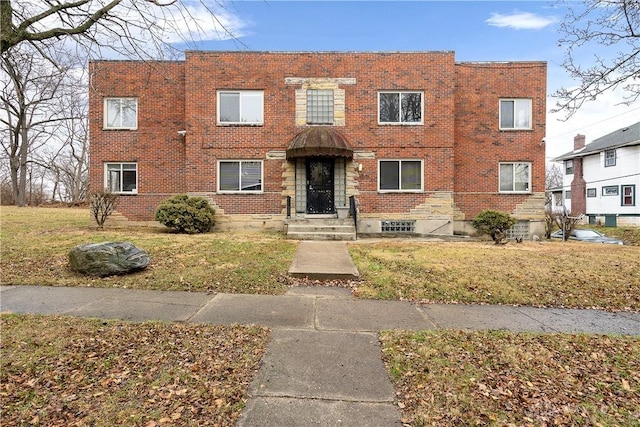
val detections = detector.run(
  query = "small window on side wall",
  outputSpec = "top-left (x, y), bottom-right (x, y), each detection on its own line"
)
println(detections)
top-left (565, 159), bottom-right (573, 175)
top-left (499, 99), bottom-right (531, 130)
top-left (602, 186), bottom-right (618, 196)
top-left (104, 98), bottom-right (137, 129)
top-left (605, 149), bottom-right (616, 167)
top-left (499, 162), bottom-right (531, 193)
top-left (587, 188), bottom-right (597, 198)
top-left (105, 163), bottom-right (137, 194)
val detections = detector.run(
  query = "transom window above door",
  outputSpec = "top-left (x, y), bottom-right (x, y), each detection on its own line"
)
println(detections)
top-left (378, 91), bottom-right (423, 124)
top-left (217, 91), bottom-right (264, 125)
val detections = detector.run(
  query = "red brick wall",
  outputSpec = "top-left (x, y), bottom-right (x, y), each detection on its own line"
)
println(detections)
top-left (88, 61), bottom-right (186, 220)
top-left (453, 61), bottom-right (546, 218)
top-left (88, 53), bottom-right (546, 222)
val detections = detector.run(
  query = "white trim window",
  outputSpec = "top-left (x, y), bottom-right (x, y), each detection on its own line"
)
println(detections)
top-left (218, 160), bottom-right (263, 192)
top-left (378, 159), bottom-right (423, 191)
top-left (307, 89), bottom-right (334, 124)
top-left (105, 163), bottom-right (137, 194)
top-left (378, 91), bottom-right (423, 124)
top-left (499, 162), bottom-right (531, 193)
top-left (217, 90), bottom-right (264, 124)
top-left (603, 186), bottom-right (618, 196)
top-left (104, 98), bottom-right (137, 129)
top-left (565, 159), bottom-right (574, 175)
top-left (605, 149), bottom-right (616, 167)
top-left (499, 99), bottom-right (532, 130)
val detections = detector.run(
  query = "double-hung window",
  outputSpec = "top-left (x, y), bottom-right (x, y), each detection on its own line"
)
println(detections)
top-left (379, 160), bottom-right (422, 191)
top-left (565, 159), bottom-right (573, 175)
top-left (218, 91), bottom-right (263, 124)
top-left (105, 163), bottom-right (137, 194)
top-left (218, 160), bottom-right (262, 192)
top-left (622, 185), bottom-right (635, 206)
top-left (104, 98), bottom-right (137, 129)
top-left (307, 89), bottom-right (334, 124)
top-left (499, 99), bottom-right (531, 130)
top-left (605, 149), bottom-right (616, 167)
top-left (378, 91), bottom-right (423, 124)
top-left (499, 162), bottom-right (531, 193)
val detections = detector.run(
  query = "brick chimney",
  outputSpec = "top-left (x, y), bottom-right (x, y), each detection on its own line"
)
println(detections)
top-left (570, 134), bottom-right (586, 215)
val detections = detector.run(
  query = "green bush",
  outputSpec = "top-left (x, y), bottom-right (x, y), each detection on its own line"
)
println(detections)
top-left (472, 209), bottom-right (517, 244)
top-left (155, 194), bottom-right (215, 234)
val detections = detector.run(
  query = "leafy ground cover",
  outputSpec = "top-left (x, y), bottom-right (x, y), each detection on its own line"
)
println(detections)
top-left (1, 206), bottom-right (297, 294)
top-left (349, 240), bottom-right (640, 311)
top-left (381, 330), bottom-right (640, 426)
top-left (1, 314), bottom-right (269, 426)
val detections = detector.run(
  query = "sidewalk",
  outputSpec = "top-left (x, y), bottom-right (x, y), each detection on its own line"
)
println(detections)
top-left (1, 241), bottom-right (639, 426)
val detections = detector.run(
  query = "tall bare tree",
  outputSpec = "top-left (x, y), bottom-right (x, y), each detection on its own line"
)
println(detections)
top-left (1, 0), bottom-right (244, 60)
top-left (554, 0), bottom-right (640, 118)
top-left (0, 45), bottom-right (80, 206)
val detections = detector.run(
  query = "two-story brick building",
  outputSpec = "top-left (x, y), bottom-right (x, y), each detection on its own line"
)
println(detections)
top-left (89, 51), bottom-right (547, 238)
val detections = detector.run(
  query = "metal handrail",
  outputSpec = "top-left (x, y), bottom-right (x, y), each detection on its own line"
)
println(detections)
top-left (349, 195), bottom-right (358, 239)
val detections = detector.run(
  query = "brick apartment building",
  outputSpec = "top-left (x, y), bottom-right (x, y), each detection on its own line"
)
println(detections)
top-left (89, 51), bottom-right (547, 238)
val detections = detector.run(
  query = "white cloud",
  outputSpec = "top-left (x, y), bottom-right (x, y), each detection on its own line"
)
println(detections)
top-left (486, 12), bottom-right (557, 30)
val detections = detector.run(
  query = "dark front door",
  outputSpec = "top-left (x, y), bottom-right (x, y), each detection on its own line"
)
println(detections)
top-left (306, 159), bottom-right (335, 214)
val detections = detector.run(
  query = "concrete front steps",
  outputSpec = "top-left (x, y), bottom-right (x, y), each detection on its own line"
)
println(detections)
top-left (286, 217), bottom-right (356, 241)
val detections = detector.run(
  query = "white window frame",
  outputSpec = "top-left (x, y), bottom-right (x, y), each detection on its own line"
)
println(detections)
top-left (605, 149), bottom-right (616, 167)
top-left (104, 97), bottom-right (138, 130)
top-left (565, 159), bottom-right (574, 175)
top-left (499, 99), bottom-right (532, 130)
top-left (104, 162), bottom-right (138, 194)
top-left (587, 188), bottom-right (597, 198)
top-left (602, 186), bottom-right (619, 196)
top-left (378, 159), bottom-right (424, 192)
top-left (378, 91), bottom-right (424, 125)
top-left (306, 89), bottom-right (334, 125)
top-left (217, 90), bottom-right (264, 125)
top-left (498, 162), bottom-right (532, 193)
top-left (217, 160), bottom-right (263, 193)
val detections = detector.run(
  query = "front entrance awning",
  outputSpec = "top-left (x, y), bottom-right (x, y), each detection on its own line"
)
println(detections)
top-left (286, 127), bottom-right (354, 160)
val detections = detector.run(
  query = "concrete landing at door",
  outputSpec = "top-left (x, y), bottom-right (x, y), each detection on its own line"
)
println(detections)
top-left (288, 241), bottom-right (360, 281)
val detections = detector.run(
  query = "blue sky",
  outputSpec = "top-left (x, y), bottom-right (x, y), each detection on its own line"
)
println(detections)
top-left (179, 0), bottom-right (640, 161)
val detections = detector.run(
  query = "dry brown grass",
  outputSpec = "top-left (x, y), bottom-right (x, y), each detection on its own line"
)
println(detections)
top-left (349, 240), bottom-right (640, 311)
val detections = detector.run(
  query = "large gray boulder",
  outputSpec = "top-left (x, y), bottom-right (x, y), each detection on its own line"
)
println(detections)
top-left (69, 242), bottom-right (150, 277)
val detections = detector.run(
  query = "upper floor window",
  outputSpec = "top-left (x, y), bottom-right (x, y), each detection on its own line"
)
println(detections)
top-left (622, 185), bottom-right (635, 206)
top-left (104, 98), bottom-right (137, 129)
top-left (605, 149), bottom-right (616, 167)
top-left (378, 159), bottom-right (423, 191)
top-left (218, 91), bottom-right (263, 125)
top-left (499, 162), bottom-right (531, 193)
top-left (378, 91), bottom-right (423, 124)
top-left (499, 99), bottom-right (531, 130)
top-left (307, 89), bottom-right (334, 124)
top-left (565, 159), bottom-right (574, 175)
top-left (105, 162), bottom-right (137, 194)
top-left (218, 160), bottom-right (262, 192)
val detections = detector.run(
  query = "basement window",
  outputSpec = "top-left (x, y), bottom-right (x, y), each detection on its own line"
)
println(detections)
top-left (381, 220), bottom-right (416, 233)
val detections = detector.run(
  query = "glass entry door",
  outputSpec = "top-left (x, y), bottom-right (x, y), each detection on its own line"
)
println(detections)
top-left (306, 159), bottom-right (335, 214)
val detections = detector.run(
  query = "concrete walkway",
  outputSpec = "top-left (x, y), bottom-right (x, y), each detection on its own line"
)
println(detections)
top-left (1, 241), bottom-right (639, 426)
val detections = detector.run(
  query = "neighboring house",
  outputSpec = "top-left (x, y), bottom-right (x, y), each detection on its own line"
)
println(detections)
top-left (554, 122), bottom-right (640, 227)
top-left (89, 51), bottom-right (547, 238)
